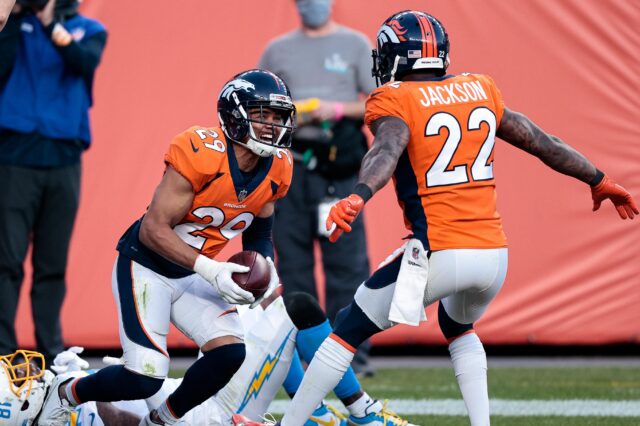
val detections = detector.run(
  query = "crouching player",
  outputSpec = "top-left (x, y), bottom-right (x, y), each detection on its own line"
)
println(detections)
top-left (0, 294), bottom-right (411, 426)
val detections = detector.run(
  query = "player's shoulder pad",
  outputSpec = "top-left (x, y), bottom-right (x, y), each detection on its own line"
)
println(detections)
top-left (369, 81), bottom-right (405, 99)
top-left (270, 148), bottom-right (294, 186)
top-left (169, 125), bottom-right (229, 173)
top-left (460, 72), bottom-right (499, 89)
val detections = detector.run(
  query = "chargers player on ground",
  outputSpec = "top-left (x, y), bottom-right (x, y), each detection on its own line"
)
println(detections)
top-left (0, 295), bottom-right (410, 426)
top-left (38, 69), bottom-right (297, 426)
top-left (234, 10), bottom-right (638, 426)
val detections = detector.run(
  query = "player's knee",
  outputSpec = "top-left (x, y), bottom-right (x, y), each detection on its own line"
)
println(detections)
top-left (333, 302), bottom-right (381, 349)
top-left (283, 292), bottom-right (326, 329)
top-left (438, 302), bottom-right (474, 340)
top-left (203, 342), bottom-right (246, 376)
top-left (134, 373), bottom-right (165, 398)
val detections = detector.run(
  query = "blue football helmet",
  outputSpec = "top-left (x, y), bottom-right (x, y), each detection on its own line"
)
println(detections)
top-left (372, 10), bottom-right (450, 86)
top-left (217, 69), bottom-right (296, 157)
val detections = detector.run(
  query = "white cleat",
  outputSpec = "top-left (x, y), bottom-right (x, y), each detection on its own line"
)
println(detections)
top-left (37, 371), bottom-right (87, 426)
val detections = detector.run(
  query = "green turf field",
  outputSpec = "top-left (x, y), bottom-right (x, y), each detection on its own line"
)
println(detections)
top-left (351, 367), bottom-right (640, 425)
top-left (169, 365), bottom-right (640, 424)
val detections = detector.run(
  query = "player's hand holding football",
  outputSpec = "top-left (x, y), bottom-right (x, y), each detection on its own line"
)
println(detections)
top-left (591, 175), bottom-right (638, 220)
top-left (249, 257), bottom-right (280, 309)
top-left (194, 255), bottom-right (255, 305)
top-left (326, 194), bottom-right (365, 243)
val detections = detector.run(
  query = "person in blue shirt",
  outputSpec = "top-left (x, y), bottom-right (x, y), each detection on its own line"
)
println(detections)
top-left (0, 0), bottom-right (106, 365)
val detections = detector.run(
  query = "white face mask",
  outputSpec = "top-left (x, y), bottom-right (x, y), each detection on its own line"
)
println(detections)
top-left (296, 0), bottom-right (333, 29)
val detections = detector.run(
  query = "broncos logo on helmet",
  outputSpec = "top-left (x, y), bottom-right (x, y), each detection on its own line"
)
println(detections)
top-left (220, 79), bottom-right (256, 101)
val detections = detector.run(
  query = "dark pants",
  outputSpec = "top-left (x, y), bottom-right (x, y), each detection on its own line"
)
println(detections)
top-left (0, 164), bottom-right (80, 363)
top-left (273, 163), bottom-right (370, 323)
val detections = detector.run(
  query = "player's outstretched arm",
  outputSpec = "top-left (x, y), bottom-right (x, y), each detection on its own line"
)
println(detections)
top-left (497, 107), bottom-right (597, 183)
top-left (326, 116), bottom-right (410, 242)
top-left (497, 107), bottom-right (638, 219)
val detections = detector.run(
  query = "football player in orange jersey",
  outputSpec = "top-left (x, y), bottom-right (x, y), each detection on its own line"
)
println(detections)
top-left (38, 69), bottom-right (297, 426)
top-left (232, 10), bottom-right (638, 426)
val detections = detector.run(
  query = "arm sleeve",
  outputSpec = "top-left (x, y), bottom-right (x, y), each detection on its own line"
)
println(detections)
top-left (364, 85), bottom-right (410, 130)
top-left (46, 24), bottom-right (107, 83)
top-left (242, 215), bottom-right (274, 259)
top-left (0, 12), bottom-right (21, 89)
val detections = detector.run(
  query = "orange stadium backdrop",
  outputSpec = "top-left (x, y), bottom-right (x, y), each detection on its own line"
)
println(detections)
top-left (13, 0), bottom-right (640, 348)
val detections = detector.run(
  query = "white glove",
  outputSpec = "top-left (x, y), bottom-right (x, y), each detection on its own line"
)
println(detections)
top-left (250, 257), bottom-right (281, 309)
top-left (102, 355), bottom-right (124, 366)
top-left (51, 346), bottom-right (90, 374)
top-left (194, 255), bottom-right (255, 305)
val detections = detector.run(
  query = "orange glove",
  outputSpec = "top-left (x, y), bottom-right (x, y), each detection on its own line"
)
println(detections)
top-left (326, 194), bottom-right (365, 243)
top-left (591, 175), bottom-right (638, 219)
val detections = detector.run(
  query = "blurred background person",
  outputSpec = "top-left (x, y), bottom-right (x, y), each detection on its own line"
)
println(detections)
top-left (0, 0), bottom-right (16, 30)
top-left (0, 0), bottom-right (107, 365)
top-left (258, 0), bottom-right (376, 375)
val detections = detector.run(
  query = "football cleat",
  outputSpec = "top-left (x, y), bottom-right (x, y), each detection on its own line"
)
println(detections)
top-left (347, 400), bottom-right (415, 426)
top-left (232, 414), bottom-right (278, 426)
top-left (305, 403), bottom-right (348, 426)
top-left (37, 370), bottom-right (87, 426)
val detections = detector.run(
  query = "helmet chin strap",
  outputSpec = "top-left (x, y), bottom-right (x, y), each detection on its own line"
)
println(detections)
top-left (389, 54), bottom-right (401, 83)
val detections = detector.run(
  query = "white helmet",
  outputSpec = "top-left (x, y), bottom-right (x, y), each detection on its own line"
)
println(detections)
top-left (0, 350), bottom-right (53, 426)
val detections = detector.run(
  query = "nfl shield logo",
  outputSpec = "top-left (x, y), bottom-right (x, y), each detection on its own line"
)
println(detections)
top-left (412, 247), bottom-right (419, 260)
top-left (238, 189), bottom-right (248, 201)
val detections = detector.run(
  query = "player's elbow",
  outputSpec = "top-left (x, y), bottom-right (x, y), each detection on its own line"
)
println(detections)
top-left (139, 216), bottom-right (162, 249)
top-left (0, 14), bottom-right (8, 30)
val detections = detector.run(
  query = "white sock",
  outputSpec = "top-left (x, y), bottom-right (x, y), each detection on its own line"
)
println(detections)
top-left (64, 378), bottom-right (81, 406)
top-left (155, 400), bottom-right (179, 425)
top-left (282, 336), bottom-right (354, 426)
top-left (449, 332), bottom-right (489, 426)
top-left (346, 392), bottom-right (382, 418)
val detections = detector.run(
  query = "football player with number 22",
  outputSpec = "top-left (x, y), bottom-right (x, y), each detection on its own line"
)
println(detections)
top-left (233, 9), bottom-right (638, 426)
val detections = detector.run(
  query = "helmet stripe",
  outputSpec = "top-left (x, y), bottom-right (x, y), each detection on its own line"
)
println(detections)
top-left (414, 11), bottom-right (428, 58)
top-left (426, 16), bottom-right (437, 58)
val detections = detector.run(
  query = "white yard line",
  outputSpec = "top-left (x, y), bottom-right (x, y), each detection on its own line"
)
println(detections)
top-left (268, 399), bottom-right (640, 417)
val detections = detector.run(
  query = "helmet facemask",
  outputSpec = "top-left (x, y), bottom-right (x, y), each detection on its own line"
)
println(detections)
top-left (242, 103), bottom-right (296, 157)
top-left (0, 351), bottom-right (53, 426)
top-left (219, 89), bottom-right (296, 158)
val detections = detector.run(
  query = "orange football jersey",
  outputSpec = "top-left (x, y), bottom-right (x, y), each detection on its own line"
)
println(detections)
top-left (365, 74), bottom-right (507, 250)
top-left (163, 126), bottom-right (293, 259)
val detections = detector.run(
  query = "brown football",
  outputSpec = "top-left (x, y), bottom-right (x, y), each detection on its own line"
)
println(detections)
top-left (228, 250), bottom-right (271, 299)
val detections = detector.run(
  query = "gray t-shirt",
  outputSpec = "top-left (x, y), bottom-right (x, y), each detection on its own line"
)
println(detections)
top-left (258, 26), bottom-right (376, 102)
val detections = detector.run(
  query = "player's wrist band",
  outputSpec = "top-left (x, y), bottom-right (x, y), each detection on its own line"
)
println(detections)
top-left (353, 183), bottom-right (373, 202)
top-left (588, 169), bottom-right (605, 187)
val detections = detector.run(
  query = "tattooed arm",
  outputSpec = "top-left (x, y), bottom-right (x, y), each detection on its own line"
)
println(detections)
top-left (358, 116), bottom-right (410, 194)
top-left (497, 107), bottom-right (638, 219)
top-left (496, 107), bottom-right (597, 184)
top-left (325, 116), bottom-right (409, 242)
